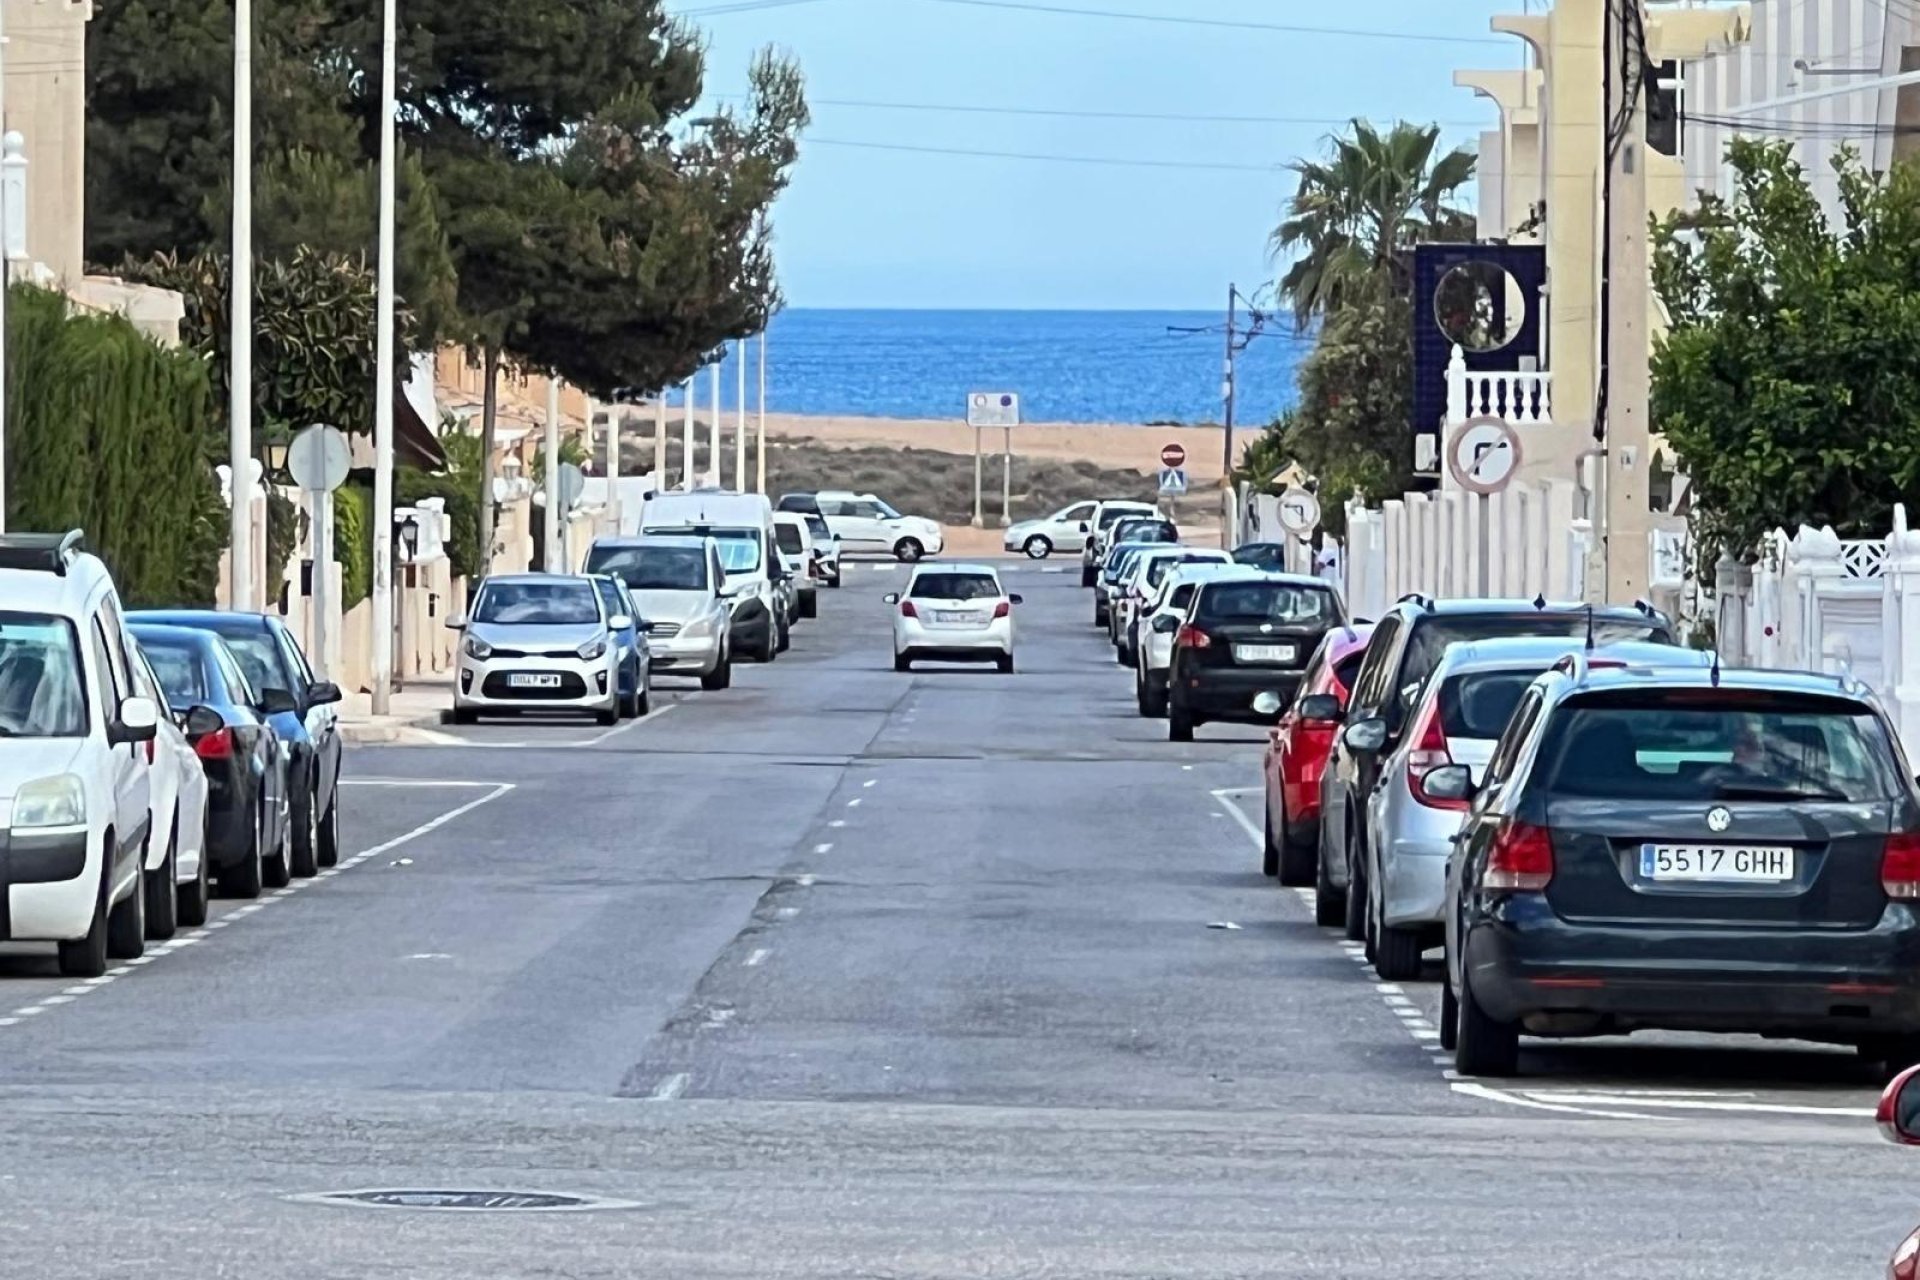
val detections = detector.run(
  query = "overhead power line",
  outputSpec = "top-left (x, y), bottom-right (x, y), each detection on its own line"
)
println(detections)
top-left (681, 0), bottom-right (828, 15)
top-left (917, 0), bottom-right (1512, 47)
top-left (807, 135), bottom-right (1286, 172)
top-left (715, 92), bottom-right (1489, 129)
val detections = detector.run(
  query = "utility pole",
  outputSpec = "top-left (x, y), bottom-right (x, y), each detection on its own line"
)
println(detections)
top-left (1000, 424), bottom-right (1013, 527)
top-left (755, 331), bottom-right (768, 495)
top-left (733, 340), bottom-right (747, 492)
top-left (1220, 283), bottom-right (1238, 550)
top-left (0, 0), bottom-right (10, 534)
top-left (1599, 0), bottom-right (1652, 603)
top-left (544, 377), bottom-right (562, 572)
top-left (681, 377), bottom-right (695, 491)
top-left (708, 363), bottom-right (723, 488)
top-left (650, 394), bottom-right (666, 489)
top-left (368, 0), bottom-right (397, 712)
top-left (598, 394), bottom-right (617, 536)
top-left (228, 0), bottom-right (255, 610)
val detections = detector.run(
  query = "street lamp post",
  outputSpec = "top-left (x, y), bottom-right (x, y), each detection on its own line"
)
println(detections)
top-left (0, 130), bottom-right (27, 534)
top-left (229, 0), bottom-right (255, 610)
top-left (369, 0), bottom-right (399, 712)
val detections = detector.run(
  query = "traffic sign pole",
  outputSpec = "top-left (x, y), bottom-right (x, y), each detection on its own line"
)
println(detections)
top-left (972, 424), bottom-right (984, 528)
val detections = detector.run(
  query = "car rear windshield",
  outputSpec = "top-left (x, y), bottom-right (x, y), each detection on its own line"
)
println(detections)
top-left (776, 495), bottom-right (815, 513)
top-left (774, 525), bottom-right (805, 554)
top-left (585, 545), bottom-right (709, 591)
top-left (1232, 544), bottom-right (1287, 569)
top-left (1438, 668), bottom-right (1545, 739)
top-left (137, 636), bottom-right (207, 707)
top-left (910, 573), bottom-right (1001, 601)
top-left (1332, 650), bottom-right (1366, 691)
top-left (1533, 692), bottom-right (1903, 802)
top-left (0, 612), bottom-right (86, 737)
top-left (1196, 582), bottom-right (1340, 626)
top-left (1404, 616), bottom-right (1666, 693)
top-left (198, 625), bottom-right (294, 696)
top-left (474, 581), bottom-right (601, 625)
top-left (1116, 522), bottom-right (1176, 544)
top-left (1098, 507), bottom-right (1152, 530)
top-left (1146, 555), bottom-right (1218, 589)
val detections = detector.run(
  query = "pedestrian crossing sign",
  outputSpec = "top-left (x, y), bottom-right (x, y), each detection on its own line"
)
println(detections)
top-left (1158, 467), bottom-right (1188, 496)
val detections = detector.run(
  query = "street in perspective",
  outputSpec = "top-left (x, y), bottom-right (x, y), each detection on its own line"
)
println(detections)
top-left (8, 0), bottom-right (1920, 1275)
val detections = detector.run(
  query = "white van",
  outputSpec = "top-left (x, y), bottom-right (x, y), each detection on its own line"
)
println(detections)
top-left (772, 513), bottom-right (819, 620)
top-left (639, 490), bottom-right (789, 662)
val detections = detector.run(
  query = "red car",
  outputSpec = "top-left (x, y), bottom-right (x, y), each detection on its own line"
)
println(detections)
top-left (1261, 624), bottom-right (1374, 887)
top-left (1880, 1065), bottom-right (1920, 1276)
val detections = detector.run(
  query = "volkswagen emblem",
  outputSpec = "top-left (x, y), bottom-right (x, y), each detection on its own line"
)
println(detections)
top-left (1706, 806), bottom-right (1732, 833)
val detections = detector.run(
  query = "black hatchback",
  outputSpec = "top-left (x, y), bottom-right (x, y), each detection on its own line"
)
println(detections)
top-left (1164, 570), bottom-right (1345, 742)
top-left (1435, 661), bottom-right (1920, 1079)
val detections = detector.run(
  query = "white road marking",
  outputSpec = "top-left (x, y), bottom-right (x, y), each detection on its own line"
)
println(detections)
top-left (813, 842), bottom-right (833, 855)
top-left (744, 948), bottom-right (770, 967)
top-left (863, 778), bottom-right (878, 788)
top-left (797, 874), bottom-right (817, 887)
top-left (584, 701), bottom-right (678, 746)
top-left (777, 907), bottom-right (800, 919)
top-left (1209, 788), bottom-right (1266, 851)
top-left (847, 798), bottom-right (862, 808)
top-left (828, 820), bottom-right (846, 829)
top-left (340, 779), bottom-right (502, 788)
top-left (1520, 1092), bottom-right (1875, 1119)
top-left (1451, 1081), bottom-right (1657, 1121)
top-left (649, 1072), bottom-right (690, 1101)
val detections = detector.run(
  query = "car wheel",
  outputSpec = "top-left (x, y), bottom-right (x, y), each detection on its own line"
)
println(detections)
top-left (177, 829), bottom-right (211, 928)
top-left (1093, 599), bottom-right (1107, 628)
top-left (1313, 839), bottom-right (1344, 928)
top-left (1262, 803), bottom-right (1281, 878)
top-left (1439, 969), bottom-right (1459, 1051)
top-left (263, 801), bottom-right (292, 889)
top-left (996, 653), bottom-right (1014, 674)
top-left (290, 787), bottom-right (320, 879)
top-left (1080, 563), bottom-right (1095, 588)
top-left (701, 652), bottom-right (732, 691)
top-left (894, 653), bottom-right (912, 673)
top-left (144, 823), bottom-right (179, 941)
top-left (106, 856), bottom-right (146, 961)
top-left (318, 786), bottom-right (341, 869)
top-left (1374, 917), bottom-right (1423, 982)
top-left (634, 676), bottom-right (652, 717)
top-left (1862, 1038), bottom-right (1920, 1083)
top-left (1343, 835), bottom-right (1368, 943)
top-left (450, 707), bottom-right (478, 725)
top-left (56, 849), bottom-right (111, 978)
top-left (595, 701), bottom-right (620, 727)
top-left (1168, 702), bottom-right (1195, 742)
top-left (1454, 964), bottom-right (1520, 1078)
top-left (221, 803), bottom-right (266, 899)
top-left (1277, 813), bottom-right (1317, 888)
top-left (1144, 672), bottom-right (1169, 718)
top-left (894, 538), bottom-right (925, 562)
top-left (1135, 668), bottom-right (1155, 718)
top-left (1023, 535), bottom-right (1052, 560)
top-left (777, 618), bottom-right (791, 653)
top-left (801, 593), bottom-right (818, 619)
top-left (756, 626), bottom-right (779, 664)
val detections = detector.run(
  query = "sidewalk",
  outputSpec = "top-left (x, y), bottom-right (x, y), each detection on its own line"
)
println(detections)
top-left (336, 675), bottom-right (455, 744)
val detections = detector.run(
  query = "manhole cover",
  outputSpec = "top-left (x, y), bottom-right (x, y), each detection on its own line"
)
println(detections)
top-left (290, 1189), bottom-right (641, 1213)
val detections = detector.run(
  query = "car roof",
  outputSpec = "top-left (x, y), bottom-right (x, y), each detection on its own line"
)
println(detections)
top-left (132, 608), bottom-right (275, 631)
top-left (477, 573), bottom-right (592, 587)
top-left (1548, 662), bottom-right (1879, 703)
top-left (912, 562), bottom-right (999, 577)
top-left (1193, 566), bottom-right (1334, 590)
top-left (1431, 636), bottom-right (1708, 677)
top-left (1101, 500), bottom-right (1157, 509)
top-left (1393, 595), bottom-right (1662, 622)
top-left (128, 622), bottom-right (223, 647)
top-left (594, 534), bottom-right (711, 550)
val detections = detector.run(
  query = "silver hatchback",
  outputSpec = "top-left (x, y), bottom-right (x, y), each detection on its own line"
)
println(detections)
top-left (451, 575), bottom-right (626, 725)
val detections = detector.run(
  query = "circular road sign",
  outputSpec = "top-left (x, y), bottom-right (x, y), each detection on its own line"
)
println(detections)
top-left (1277, 486), bottom-right (1321, 536)
top-left (1447, 416), bottom-right (1523, 495)
top-left (287, 424), bottom-right (351, 493)
top-left (556, 462), bottom-right (587, 509)
top-left (1160, 442), bottom-right (1187, 469)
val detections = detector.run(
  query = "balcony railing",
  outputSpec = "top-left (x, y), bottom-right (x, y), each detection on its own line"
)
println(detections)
top-left (1444, 344), bottom-right (1553, 425)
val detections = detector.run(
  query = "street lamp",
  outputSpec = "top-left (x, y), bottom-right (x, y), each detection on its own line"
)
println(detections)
top-left (264, 436), bottom-right (290, 482)
top-left (396, 513), bottom-right (421, 564)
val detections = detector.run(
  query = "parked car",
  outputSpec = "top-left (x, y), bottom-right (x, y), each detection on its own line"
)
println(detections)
top-left (1874, 1066), bottom-right (1920, 1273)
top-left (644, 490), bottom-right (783, 662)
top-left (1316, 595), bottom-right (1673, 934)
top-left (0, 531), bottom-right (158, 975)
top-left (1260, 624), bottom-right (1374, 885)
top-left (803, 513), bottom-right (842, 588)
top-left (586, 573), bottom-right (653, 718)
top-left (1166, 571), bottom-right (1347, 743)
top-left (1081, 500), bottom-right (1159, 587)
top-left (886, 564), bottom-right (1022, 673)
top-left (1114, 547), bottom-right (1231, 665)
top-left (124, 636), bottom-right (210, 939)
top-left (1232, 542), bottom-right (1290, 571)
top-left (1106, 516), bottom-right (1178, 560)
top-left (781, 490), bottom-right (944, 562)
top-left (1004, 500), bottom-right (1099, 560)
top-left (1095, 541), bottom-right (1166, 629)
top-left (129, 622), bottom-right (290, 904)
top-left (1360, 638), bottom-right (1706, 980)
top-left (773, 513), bottom-right (820, 619)
top-left (445, 574), bottom-right (629, 725)
top-left (1437, 659), bottom-right (1920, 1080)
top-left (584, 536), bottom-right (733, 690)
top-left (131, 609), bottom-right (342, 881)
top-left (1134, 563), bottom-right (1245, 717)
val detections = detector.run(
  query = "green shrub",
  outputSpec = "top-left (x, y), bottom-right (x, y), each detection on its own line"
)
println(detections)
top-left (334, 482), bottom-right (371, 609)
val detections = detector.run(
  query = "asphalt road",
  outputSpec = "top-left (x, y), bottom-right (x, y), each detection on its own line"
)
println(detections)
top-left (3, 558), bottom-right (1917, 1278)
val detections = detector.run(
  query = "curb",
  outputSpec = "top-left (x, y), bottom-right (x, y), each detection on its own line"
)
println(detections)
top-left (338, 711), bottom-right (447, 745)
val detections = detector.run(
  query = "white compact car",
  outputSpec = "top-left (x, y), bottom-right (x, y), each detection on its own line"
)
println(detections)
top-left (126, 640), bottom-right (209, 940)
top-left (772, 513), bottom-right (819, 620)
top-left (1004, 500), bottom-right (1097, 560)
top-left (816, 491), bottom-right (945, 562)
top-left (0, 531), bottom-right (159, 976)
top-left (451, 574), bottom-right (630, 724)
top-left (886, 564), bottom-right (1021, 673)
top-left (802, 513), bottom-right (842, 588)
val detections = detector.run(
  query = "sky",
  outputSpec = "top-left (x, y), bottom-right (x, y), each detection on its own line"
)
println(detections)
top-left (672, 0), bottom-right (1524, 311)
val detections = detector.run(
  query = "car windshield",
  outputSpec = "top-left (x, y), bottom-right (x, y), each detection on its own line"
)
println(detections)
top-left (586, 545), bottom-right (709, 591)
top-left (1534, 693), bottom-right (1903, 802)
top-left (774, 525), bottom-right (806, 554)
top-left (135, 636), bottom-right (207, 707)
top-left (715, 534), bottom-right (763, 574)
top-left (202, 626), bottom-right (293, 696)
top-left (0, 613), bottom-right (86, 737)
top-left (473, 581), bottom-right (601, 626)
top-left (1196, 582), bottom-right (1340, 626)
top-left (1438, 667), bottom-right (1548, 739)
top-left (1404, 616), bottom-right (1666, 694)
top-left (592, 579), bottom-right (626, 620)
top-left (804, 514), bottom-right (830, 539)
top-left (910, 573), bottom-right (1001, 601)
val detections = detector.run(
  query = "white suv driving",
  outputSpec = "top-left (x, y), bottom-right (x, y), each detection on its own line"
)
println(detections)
top-left (814, 491), bottom-right (945, 562)
top-left (0, 531), bottom-right (159, 976)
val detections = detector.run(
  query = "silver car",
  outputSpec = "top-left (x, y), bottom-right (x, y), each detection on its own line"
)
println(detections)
top-left (1360, 637), bottom-right (1710, 981)
top-left (451, 574), bottom-right (628, 724)
top-left (584, 536), bottom-right (734, 690)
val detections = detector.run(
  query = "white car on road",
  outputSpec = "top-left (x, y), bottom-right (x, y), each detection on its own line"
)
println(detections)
top-left (1003, 500), bottom-right (1096, 560)
top-left (812, 491), bottom-right (945, 562)
top-left (886, 564), bottom-right (1022, 673)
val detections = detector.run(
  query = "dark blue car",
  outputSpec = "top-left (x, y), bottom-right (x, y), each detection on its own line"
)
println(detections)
top-left (131, 611), bottom-right (342, 881)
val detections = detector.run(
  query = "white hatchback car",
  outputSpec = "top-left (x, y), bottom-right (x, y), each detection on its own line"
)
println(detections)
top-left (0, 531), bottom-right (159, 976)
top-left (886, 564), bottom-right (1021, 673)
top-left (1003, 500), bottom-right (1097, 560)
top-left (126, 640), bottom-right (209, 940)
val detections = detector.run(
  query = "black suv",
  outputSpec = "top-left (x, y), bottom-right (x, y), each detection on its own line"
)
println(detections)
top-left (1164, 570), bottom-right (1346, 741)
top-left (1315, 596), bottom-right (1672, 933)
top-left (1433, 660), bottom-right (1920, 1079)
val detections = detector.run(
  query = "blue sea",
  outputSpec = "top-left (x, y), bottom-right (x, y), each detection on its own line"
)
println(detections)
top-left (671, 309), bottom-right (1307, 426)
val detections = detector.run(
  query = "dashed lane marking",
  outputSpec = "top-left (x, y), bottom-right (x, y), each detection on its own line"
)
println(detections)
top-left (648, 1073), bottom-right (690, 1102)
top-left (744, 948), bottom-right (770, 968)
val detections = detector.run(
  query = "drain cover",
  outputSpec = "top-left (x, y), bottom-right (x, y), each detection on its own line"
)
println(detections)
top-left (291, 1189), bottom-right (640, 1212)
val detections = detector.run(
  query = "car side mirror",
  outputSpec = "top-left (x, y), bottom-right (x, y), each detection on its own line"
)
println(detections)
top-left (883, 592), bottom-right (901, 604)
top-left (608, 614), bottom-right (634, 631)
top-left (1421, 763), bottom-right (1476, 803)
top-left (183, 704), bottom-right (225, 739)
top-left (113, 695), bottom-right (159, 745)
top-left (1343, 717), bottom-right (1388, 754)
top-left (446, 615), bottom-right (468, 630)
top-left (306, 680), bottom-right (342, 706)
top-left (259, 687), bottom-right (299, 716)
top-left (1008, 593), bottom-right (1024, 605)
top-left (1151, 615), bottom-right (1180, 634)
top-left (1297, 693), bottom-right (1344, 724)
top-left (1879, 1064), bottom-right (1920, 1145)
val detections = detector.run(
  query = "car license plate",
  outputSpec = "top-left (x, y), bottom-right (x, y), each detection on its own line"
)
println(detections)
top-left (1234, 643), bottom-right (1296, 664)
top-left (934, 610), bottom-right (979, 624)
top-left (508, 673), bottom-right (563, 689)
top-left (1638, 843), bottom-right (1794, 882)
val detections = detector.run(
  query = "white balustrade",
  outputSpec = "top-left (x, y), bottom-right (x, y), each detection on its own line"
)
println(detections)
top-left (1444, 343), bottom-right (1554, 425)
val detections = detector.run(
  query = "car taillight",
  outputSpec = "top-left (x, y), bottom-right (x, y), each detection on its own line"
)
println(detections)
top-left (1883, 833), bottom-right (1920, 900)
top-left (1891, 1227), bottom-right (1920, 1280)
top-left (1405, 702), bottom-right (1465, 811)
top-left (992, 601), bottom-right (1010, 619)
top-left (899, 601), bottom-right (919, 619)
top-left (1485, 820), bottom-right (1554, 891)
top-left (193, 726), bottom-right (235, 760)
top-left (1175, 625), bottom-right (1211, 649)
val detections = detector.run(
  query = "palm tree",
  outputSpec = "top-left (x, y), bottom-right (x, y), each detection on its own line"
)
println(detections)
top-left (1270, 119), bottom-right (1477, 331)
